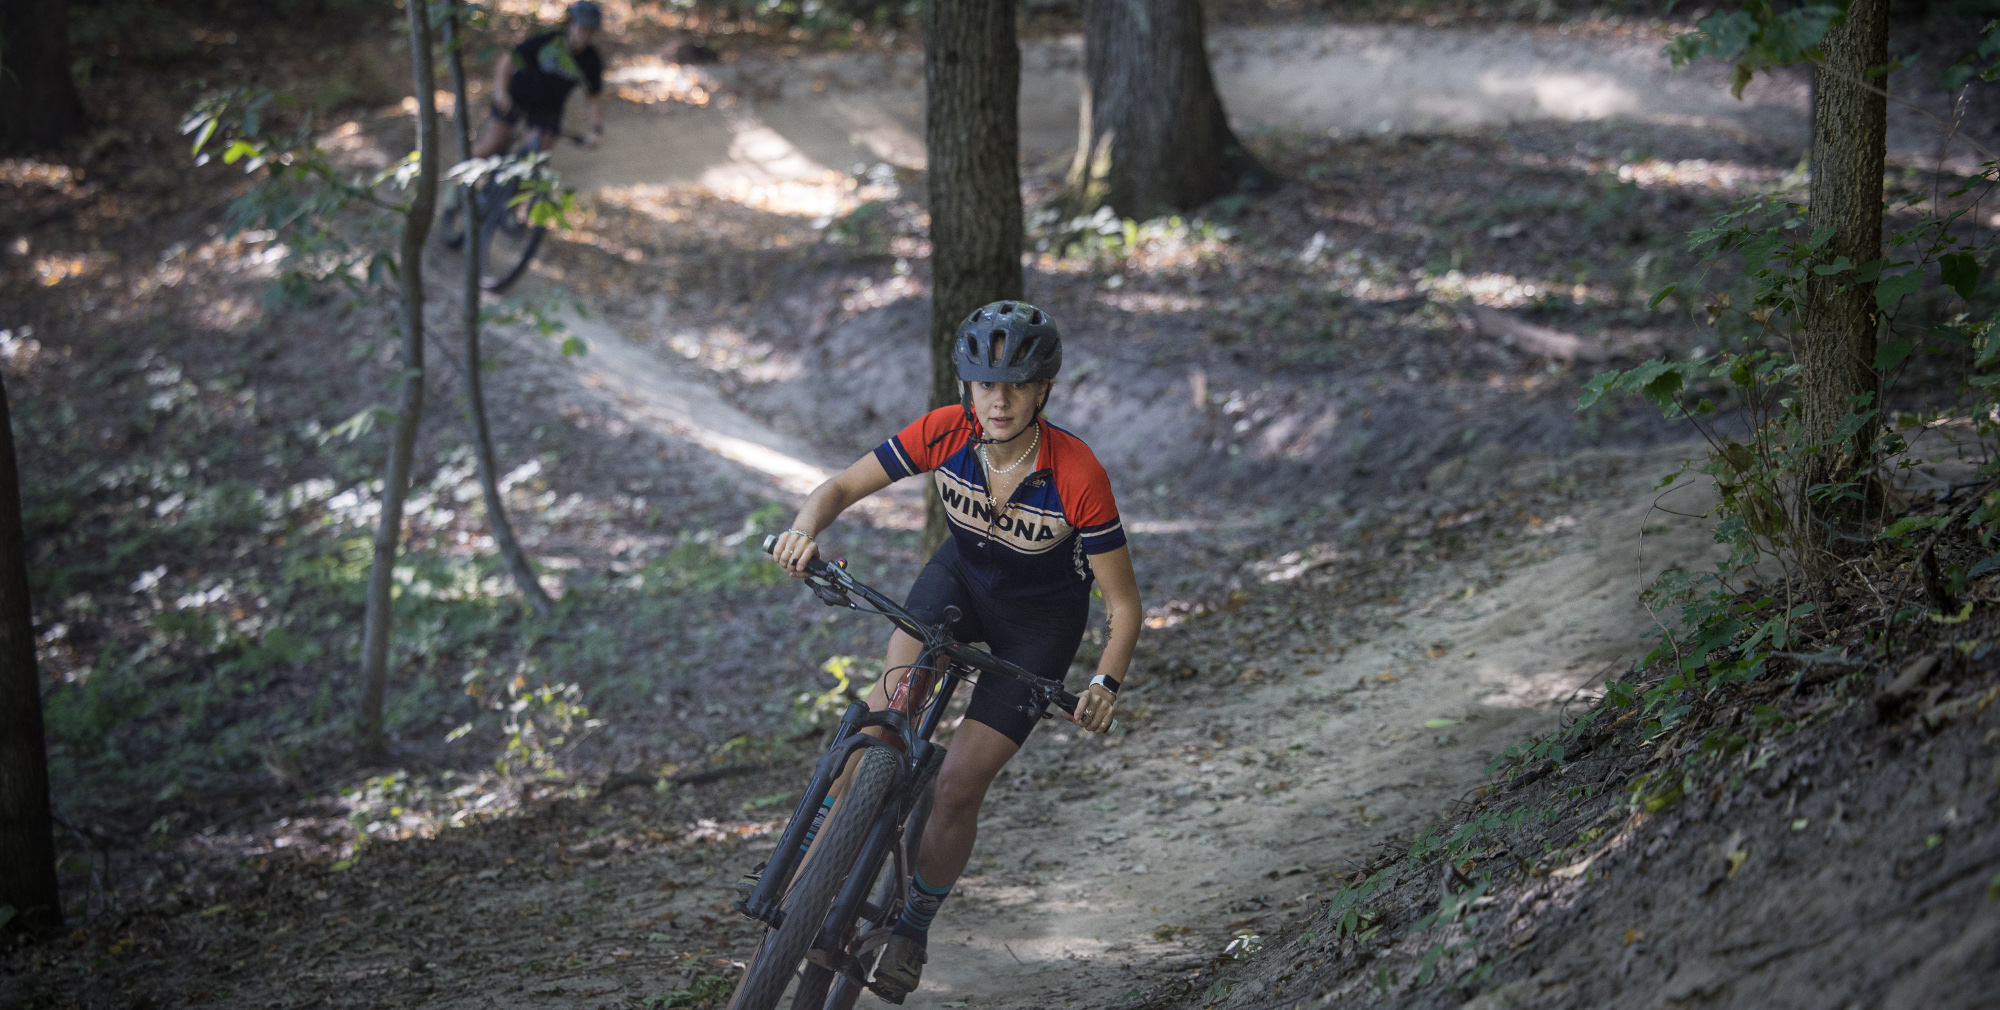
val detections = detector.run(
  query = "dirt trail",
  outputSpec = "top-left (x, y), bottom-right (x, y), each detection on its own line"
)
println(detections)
top-left (878, 455), bottom-right (1720, 1009)
top-left (555, 24), bottom-right (1818, 196)
top-left (489, 272), bottom-right (1719, 1007)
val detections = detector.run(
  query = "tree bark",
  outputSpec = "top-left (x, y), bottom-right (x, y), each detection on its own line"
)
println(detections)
top-left (443, 1), bottom-right (552, 618)
top-left (1066, 0), bottom-right (1271, 220)
top-left (360, 2), bottom-right (442, 759)
top-left (1796, 0), bottom-right (1888, 563)
top-left (0, 375), bottom-right (60, 932)
top-left (922, 0), bottom-right (1023, 557)
top-left (0, 0), bottom-right (86, 153)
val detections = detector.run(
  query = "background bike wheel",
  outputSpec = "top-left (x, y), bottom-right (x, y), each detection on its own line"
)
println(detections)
top-left (474, 183), bottom-right (545, 292)
top-left (797, 779), bottom-right (934, 1010)
top-left (730, 746), bottom-right (898, 1010)
top-left (438, 200), bottom-right (467, 250)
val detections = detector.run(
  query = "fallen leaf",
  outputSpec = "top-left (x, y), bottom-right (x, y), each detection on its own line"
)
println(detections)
top-left (1422, 718), bottom-right (1461, 729)
top-left (1791, 819), bottom-right (1809, 831)
top-left (1550, 857), bottom-right (1594, 879)
top-left (1622, 928), bottom-right (1643, 946)
top-left (1725, 849), bottom-right (1749, 878)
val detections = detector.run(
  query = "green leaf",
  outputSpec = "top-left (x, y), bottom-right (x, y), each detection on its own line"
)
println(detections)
top-left (1969, 552), bottom-right (2000, 579)
top-left (1576, 369), bottom-right (1622, 410)
top-left (1648, 283), bottom-right (1678, 310)
top-left (1876, 270), bottom-right (1923, 312)
top-left (1422, 718), bottom-right (1462, 728)
top-left (1941, 252), bottom-right (1980, 300)
top-left (560, 335), bottom-right (587, 357)
top-left (1875, 337), bottom-right (1914, 372)
top-left (1879, 514), bottom-right (1946, 541)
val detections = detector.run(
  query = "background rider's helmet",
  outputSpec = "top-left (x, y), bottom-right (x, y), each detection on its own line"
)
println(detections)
top-left (566, 1), bottom-right (603, 27)
top-left (953, 301), bottom-right (1062, 384)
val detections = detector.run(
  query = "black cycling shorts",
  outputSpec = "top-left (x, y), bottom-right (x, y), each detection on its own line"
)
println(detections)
top-left (492, 86), bottom-right (564, 134)
top-left (900, 539), bottom-right (1089, 746)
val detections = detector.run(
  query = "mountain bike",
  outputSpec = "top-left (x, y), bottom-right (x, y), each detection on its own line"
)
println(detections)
top-left (439, 130), bottom-right (581, 292)
top-left (727, 536), bottom-right (1089, 1010)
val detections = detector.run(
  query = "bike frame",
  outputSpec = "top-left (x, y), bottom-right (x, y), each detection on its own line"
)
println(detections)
top-left (735, 540), bottom-right (1081, 990)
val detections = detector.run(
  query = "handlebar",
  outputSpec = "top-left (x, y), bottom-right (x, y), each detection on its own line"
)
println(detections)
top-left (761, 535), bottom-right (1089, 723)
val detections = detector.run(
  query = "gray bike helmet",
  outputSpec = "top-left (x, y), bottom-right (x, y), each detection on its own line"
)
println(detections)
top-left (567, 1), bottom-right (603, 27)
top-left (953, 301), bottom-right (1061, 384)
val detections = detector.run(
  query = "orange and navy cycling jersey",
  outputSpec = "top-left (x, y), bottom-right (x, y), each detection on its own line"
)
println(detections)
top-left (875, 407), bottom-right (1125, 601)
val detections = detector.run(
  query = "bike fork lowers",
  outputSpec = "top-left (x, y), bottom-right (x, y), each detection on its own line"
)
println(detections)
top-left (734, 701), bottom-right (907, 929)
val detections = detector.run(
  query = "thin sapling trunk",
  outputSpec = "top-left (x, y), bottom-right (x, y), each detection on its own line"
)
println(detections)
top-left (360, 0), bottom-right (443, 758)
top-left (443, 0), bottom-right (553, 617)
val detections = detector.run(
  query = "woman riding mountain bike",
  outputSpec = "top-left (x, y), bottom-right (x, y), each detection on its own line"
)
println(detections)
top-left (766, 300), bottom-right (1143, 1002)
top-left (473, 1), bottom-right (607, 158)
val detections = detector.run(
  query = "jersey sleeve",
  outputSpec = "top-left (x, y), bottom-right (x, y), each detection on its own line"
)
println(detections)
top-left (1057, 450), bottom-right (1125, 556)
top-left (873, 406), bottom-right (970, 481)
top-left (513, 32), bottom-right (545, 66)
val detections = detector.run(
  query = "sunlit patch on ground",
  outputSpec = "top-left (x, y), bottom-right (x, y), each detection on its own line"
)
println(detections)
top-left (1419, 269), bottom-right (1619, 310)
top-left (1613, 156), bottom-right (1790, 191)
top-left (606, 56), bottom-right (716, 107)
top-left (1, 158), bottom-right (83, 189)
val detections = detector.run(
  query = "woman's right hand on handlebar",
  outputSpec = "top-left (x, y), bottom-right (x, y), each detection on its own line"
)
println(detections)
top-left (772, 529), bottom-right (819, 578)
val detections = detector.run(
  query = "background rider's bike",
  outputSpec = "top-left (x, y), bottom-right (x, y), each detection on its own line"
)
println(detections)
top-left (439, 130), bottom-right (582, 292)
top-left (727, 536), bottom-right (1090, 1010)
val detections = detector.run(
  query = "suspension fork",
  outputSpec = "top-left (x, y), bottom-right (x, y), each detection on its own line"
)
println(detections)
top-left (813, 739), bottom-right (946, 970)
top-left (736, 702), bottom-right (909, 929)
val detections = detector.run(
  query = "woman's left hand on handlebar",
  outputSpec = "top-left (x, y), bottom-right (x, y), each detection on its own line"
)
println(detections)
top-left (772, 529), bottom-right (819, 578)
top-left (1072, 684), bottom-right (1116, 734)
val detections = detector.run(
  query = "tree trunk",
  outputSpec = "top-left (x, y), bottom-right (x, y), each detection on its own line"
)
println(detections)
top-left (443, 1), bottom-right (552, 618)
top-left (360, 3), bottom-right (442, 759)
top-left (922, 0), bottom-right (1023, 557)
top-left (1796, 0), bottom-right (1888, 565)
top-left (0, 0), bottom-right (86, 153)
top-left (1066, 0), bottom-right (1271, 220)
top-left (0, 375), bottom-right (60, 932)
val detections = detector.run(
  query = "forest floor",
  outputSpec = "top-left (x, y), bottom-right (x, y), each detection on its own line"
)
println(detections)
top-left (4, 5), bottom-right (1999, 1010)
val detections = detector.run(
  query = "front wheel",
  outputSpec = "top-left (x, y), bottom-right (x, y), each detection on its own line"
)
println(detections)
top-left (730, 746), bottom-right (899, 1010)
top-left (474, 180), bottom-right (547, 292)
top-left (798, 776), bottom-right (934, 1010)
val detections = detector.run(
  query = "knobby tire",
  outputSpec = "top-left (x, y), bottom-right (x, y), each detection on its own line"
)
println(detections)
top-left (474, 181), bottom-right (545, 292)
top-left (731, 746), bottom-right (899, 1010)
top-left (793, 776), bottom-right (935, 1010)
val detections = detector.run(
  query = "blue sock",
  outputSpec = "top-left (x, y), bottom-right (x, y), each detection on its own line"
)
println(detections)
top-left (799, 796), bottom-right (836, 855)
top-left (893, 871), bottom-right (953, 940)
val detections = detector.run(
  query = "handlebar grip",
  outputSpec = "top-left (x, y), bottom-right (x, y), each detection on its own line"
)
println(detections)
top-left (1048, 688), bottom-right (1120, 733)
top-left (763, 532), bottom-right (837, 578)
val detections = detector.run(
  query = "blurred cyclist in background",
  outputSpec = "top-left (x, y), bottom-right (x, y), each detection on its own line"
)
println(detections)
top-left (472, 0), bottom-right (606, 156)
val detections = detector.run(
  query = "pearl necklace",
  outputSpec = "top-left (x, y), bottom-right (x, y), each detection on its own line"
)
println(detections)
top-left (980, 423), bottom-right (1040, 476)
